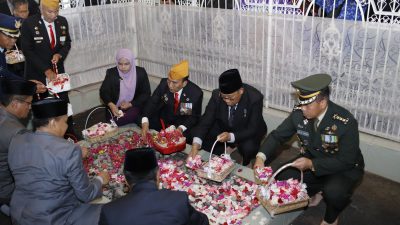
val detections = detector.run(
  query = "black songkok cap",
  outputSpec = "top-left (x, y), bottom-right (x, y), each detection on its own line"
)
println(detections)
top-left (124, 148), bottom-right (158, 173)
top-left (1, 79), bottom-right (36, 96)
top-left (219, 69), bottom-right (243, 94)
top-left (32, 98), bottom-right (68, 119)
top-left (291, 74), bottom-right (332, 105)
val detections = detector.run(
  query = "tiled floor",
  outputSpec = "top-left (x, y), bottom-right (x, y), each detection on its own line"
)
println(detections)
top-left (73, 106), bottom-right (400, 225)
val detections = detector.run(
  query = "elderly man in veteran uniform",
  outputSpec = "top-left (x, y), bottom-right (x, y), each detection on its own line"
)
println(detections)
top-left (188, 69), bottom-right (267, 166)
top-left (0, 79), bottom-right (36, 225)
top-left (99, 147), bottom-right (209, 225)
top-left (141, 60), bottom-right (203, 143)
top-left (8, 98), bottom-right (110, 225)
top-left (20, 0), bottom-right (76, 139)
top-left (254, 74), bottom-right (365, 225)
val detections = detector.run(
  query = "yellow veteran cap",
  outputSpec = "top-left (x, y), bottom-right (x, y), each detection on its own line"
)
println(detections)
top-left (168, 60), bottom-right (189, 80)
top-left (41, 0), bottom-right (60, 9)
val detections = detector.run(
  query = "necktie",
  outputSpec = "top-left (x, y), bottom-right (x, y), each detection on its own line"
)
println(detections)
top-left (174, 92), bottom-right (179, 114)
top-left (49, 25), bottom-right (55, 50)
top-left (228, 106), bottom-right (236, 127)
top-left (313, 118), bottom-right (319, 132)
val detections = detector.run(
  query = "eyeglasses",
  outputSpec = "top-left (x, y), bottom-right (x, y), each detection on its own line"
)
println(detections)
top-left (14, 98), bottom-right (32, 106)
top-left (220, 92), bottom-right (239, 101)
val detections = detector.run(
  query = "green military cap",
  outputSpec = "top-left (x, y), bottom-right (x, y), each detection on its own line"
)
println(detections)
top-left (291, 74), bottom-right (332, 105)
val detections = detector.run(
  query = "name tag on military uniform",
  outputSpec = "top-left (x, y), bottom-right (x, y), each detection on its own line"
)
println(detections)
top-left (297, 130), bottom-right (309, 137)
top-left (34, 36), bottom-right (43, 43)
top-left (180, 103), bottom-right (192, 115)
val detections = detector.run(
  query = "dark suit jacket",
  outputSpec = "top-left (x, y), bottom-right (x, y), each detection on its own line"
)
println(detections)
top-left (99, 181), bottom-right (209, 225)
top-left (192, 84), bottom-right (267, 143)
top-left (142, 78), bottom-right (203, 130)
top-left (99, 66), bottom-right (151, 109)
top-left (260, 100), bottom-right (364, 179)
top-left (21, 14), bottom-right (71, 84)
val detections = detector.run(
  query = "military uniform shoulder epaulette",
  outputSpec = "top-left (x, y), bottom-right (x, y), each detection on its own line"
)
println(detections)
top-left (292, 105), bottom-right (302, 112)
top-left (332, 114), bottom-right (349, 124)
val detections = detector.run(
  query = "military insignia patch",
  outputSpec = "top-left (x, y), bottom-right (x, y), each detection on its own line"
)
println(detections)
top-left (321, 125), bottom-right (339, 153)
top-left (333, 114), bottom-right (349, 124)
top-left (162, 94), bottom-right (168, 103)
top-left (297, 130), bottom-right (309, 137)
top-left (293, 105), bottom-right (301, 112)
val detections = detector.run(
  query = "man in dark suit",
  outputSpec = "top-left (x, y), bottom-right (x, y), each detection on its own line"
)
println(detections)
top-left (20, 0), bottom-right (76, 138)
top-left (141, 60), bottom-right (203, 143)
top-left (254, 74), bottom-right (364, 225)
top-left (99, 147), bottom-right (209, 225)
top-left (188, 69), bottom-right (267, 166)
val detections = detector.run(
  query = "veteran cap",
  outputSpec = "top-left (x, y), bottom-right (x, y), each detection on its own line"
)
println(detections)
top-left (1, 79), bottom-right (36, 96)
top-left (0, 13), bottom-right (21, 38)
top-left (32, 98), bottom-right (68, 119)
top-left (219, 69), bottom-right (243, 94)
top-left (41, 0), bottom-right (60, 9)
top-left (124, 147), bottom-right (158, 173)
top-left (291, 74), bottom-right (332, 105)
top-left (168, 60), bottom-right (189, 80)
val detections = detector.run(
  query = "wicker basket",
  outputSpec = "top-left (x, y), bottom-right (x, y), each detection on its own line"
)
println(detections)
top-left (82, 107), bottom-right (119, 143)
top-left (257, 163), bottom-right (309, 217)
top-left (196, 140), bottom-right (235, 182)
top-left (84, 127), bottom-right (118, 143)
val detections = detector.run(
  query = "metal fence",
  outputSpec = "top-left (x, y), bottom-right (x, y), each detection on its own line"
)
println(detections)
top-left (60, 3), bottom-right (136, 88)
top-left (60, 0), bottom-right (400, 141)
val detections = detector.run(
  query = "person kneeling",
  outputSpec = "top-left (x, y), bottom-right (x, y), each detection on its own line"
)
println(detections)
top-left (99, 148), bottom-right (209, 225)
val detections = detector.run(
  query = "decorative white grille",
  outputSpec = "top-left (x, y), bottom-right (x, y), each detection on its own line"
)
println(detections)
top-left (60, 4), bottom-right (136, 88)
top-left (59, 1), bottom-right (400, 141)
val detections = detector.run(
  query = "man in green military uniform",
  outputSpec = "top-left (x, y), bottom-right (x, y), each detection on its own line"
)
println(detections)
top-left (254, 74), bottom-right (364, 225)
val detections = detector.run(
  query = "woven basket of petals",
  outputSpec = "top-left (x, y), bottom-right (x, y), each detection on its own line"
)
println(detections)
top-left (82, 122), bottom-right (118, 143)
top-left (196, 140), bottom-right (235, 182)
top-left (257, 163), bottom-right (309, 217)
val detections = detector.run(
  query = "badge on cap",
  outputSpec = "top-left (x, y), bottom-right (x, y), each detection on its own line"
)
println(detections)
top-left (15, 20), bottom-right (21, 29)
